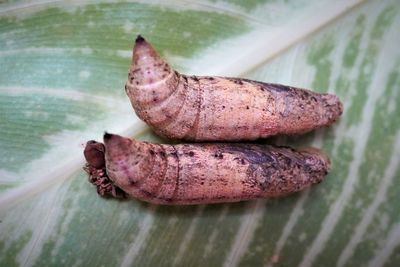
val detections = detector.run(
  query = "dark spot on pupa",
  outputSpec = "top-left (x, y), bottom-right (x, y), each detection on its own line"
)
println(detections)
top-left (283, 157), bottom-right (292, 166)
top-left (259, 86), bottom-right (265, 91)
top-left (149, 150), bottom-right (155, 155)
top-left (188, 151), bottom-right (195, 157)
top-left (241, 159), bottom-right (246, 165)
top-left (222, 105), bottom-right (225, 109)
top-left (207, 77), bottom-right (214, 80)
top-left (164, 67), bottom-right (169, 72)
top-left (192, 76), bottom-right (199, 82)
top-left (136, 35), bottom-right (145, 43)
top-left (159, 151), bottom-right (166, 157)
top-left (153, 97), bottom-right (158, 102)
top-left (246, 106), bottom-right (249, 109)
top-left (270, 83), bottom-right (291, 92)
top-left (214, 153), bottom-right (223, 159)
top-left (200, 182), bottom-right (204, 185)
top-left (141, 190), bottom-right (155, 198)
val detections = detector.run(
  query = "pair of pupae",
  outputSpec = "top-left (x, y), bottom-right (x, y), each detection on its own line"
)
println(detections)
top-left (83, 35), bottom-right (343, 205)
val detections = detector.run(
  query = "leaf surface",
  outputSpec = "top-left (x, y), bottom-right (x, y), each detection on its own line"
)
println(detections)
top-left (1, 1), bottom-right (400, 267)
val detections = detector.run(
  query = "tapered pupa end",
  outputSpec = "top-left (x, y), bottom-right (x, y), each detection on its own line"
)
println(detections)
top-left (320, 94), bottom-right (344, 124)
top-left (103, 132), bottom-right (119, 149)
top-left (103, 132), bottom-right (113, 140)
top-left (132, 35), bottom-right (159, 62)
top-left (300, 147), bottom-right (331, 172)
top-left (296, 147), bottom-right (331, 187)
top-left (133, 35), bottom-right (152, 54)
top-left (135, 34), bottom-right (145, 43)
top-left (103, 133), bottom-right (133, 157)
top-left (128, 35), bottom-right (174, 89)
top-left (132, 35), bottom-right (162, 70)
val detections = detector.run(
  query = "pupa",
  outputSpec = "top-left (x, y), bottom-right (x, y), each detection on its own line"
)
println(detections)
top-left (125, 35), bottom-right (343, 141)
top-left (83, 133), bottom-right (331, 205)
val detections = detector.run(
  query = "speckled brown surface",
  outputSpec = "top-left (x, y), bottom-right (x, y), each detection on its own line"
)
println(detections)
top-left (84, 133), bottom-right (331, 205)
top-left (125, 36), bottom-right (343, 141)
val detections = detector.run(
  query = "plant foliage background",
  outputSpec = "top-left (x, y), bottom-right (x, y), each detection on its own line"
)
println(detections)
top-left (0, 0), bottom-right (400, 266)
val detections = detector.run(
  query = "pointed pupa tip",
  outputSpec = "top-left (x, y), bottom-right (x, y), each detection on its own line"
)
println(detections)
top-left (135, 35), bottom-right (145, 43)
top-left (103, 132), bottom-right (113, 140)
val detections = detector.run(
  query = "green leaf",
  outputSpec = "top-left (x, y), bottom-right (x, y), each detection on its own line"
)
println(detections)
top-left (1, 0), bottom-right (400, 266)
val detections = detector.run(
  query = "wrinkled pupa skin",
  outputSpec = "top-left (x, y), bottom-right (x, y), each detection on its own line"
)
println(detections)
top-left (83, 133), bottom-right (330, 205)
top-left (125, 35), bottom-right (343, 141)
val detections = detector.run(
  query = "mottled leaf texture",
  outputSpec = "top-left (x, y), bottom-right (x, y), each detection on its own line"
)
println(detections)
top-left (0, 1), bottom-right (400, 267)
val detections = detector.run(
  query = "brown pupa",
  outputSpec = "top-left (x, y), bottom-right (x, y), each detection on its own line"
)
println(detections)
top-left (83, 133), bottom-right (330, 205)
top-left (125, 35), bottom-right (343, 141)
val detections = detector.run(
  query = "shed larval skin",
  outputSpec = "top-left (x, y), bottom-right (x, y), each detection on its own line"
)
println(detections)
top-left (125, 35), bottom-right (343, 141)
top-left (84, 133), bottom-right (331, 205)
